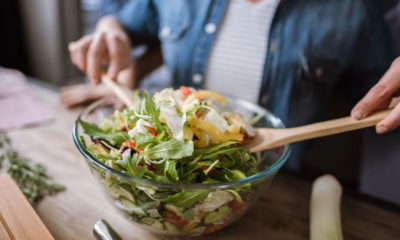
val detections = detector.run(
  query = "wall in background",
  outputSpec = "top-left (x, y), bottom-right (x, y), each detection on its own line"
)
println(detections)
top-left (0, 0), bottom-right (27, 72)
top-left (19, 0), bottom-right (82, 85)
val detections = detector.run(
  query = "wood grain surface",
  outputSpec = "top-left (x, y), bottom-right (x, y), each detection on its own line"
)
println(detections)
top-left (0, 174), bottom-right (54, 240)
top-left (6, 82), bottom-right (400, 240)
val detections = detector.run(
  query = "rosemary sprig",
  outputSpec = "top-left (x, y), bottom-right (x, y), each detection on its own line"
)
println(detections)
top-left (0, 132), bottom-right (65, 204)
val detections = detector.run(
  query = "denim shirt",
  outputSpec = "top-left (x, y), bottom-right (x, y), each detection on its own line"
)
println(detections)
top-left (116, 0), bottom-right (394, 170)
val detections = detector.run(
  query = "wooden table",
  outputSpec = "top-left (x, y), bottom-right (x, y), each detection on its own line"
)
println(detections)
top-left (7, 82), bottom-right (400, 240)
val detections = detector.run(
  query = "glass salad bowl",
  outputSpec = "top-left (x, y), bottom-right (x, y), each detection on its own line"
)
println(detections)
top-left (73, 96), bottom-right (291, 236)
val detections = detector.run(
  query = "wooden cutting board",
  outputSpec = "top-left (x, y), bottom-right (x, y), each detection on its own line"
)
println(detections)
top-left (0, 174), bottom-right (54, 240)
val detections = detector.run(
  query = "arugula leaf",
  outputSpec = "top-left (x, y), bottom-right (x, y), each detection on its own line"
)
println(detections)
top-left (134, 131), bottom-right (166, 148)
top-left (79, 119), bottom-right (129, 146)
top-left (164, 159), bottom-right (179, 181)
top-left (144, 91), bottom-right (163, 132)
top-left (195, 141), bottom-right (239, 154)
top-left (117, 150), bottom-right (147, 178)
top-left (224, 169), bottom-right (247, 181)
top-left (203, 147), bottom-right (243, 160)
top-left (142, 139), bottom-right (194, 160)
top-left (87, 144), bottom-right (120, 163)
top-left (116, 149), bottom-right (132, 170)
top-left (164, 190), bottom-right (209, 208)
top-left (79, 135), bottom-right (87, 149)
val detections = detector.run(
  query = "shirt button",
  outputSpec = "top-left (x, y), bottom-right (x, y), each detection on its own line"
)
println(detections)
top-left (260, 95), bottom-right (268, 105)
top-left (204, 23), bottom-right (216, 34)
top-left (192, 74), bottom-right (203, 84)
top-left (315, 67), bottom-right (323, 77)
top-left (160, 26), bottom-right (171, 38)
top-left (270, 40), bottom-right (278, 53)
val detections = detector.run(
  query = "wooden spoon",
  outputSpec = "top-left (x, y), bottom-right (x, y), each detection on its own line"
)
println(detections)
top-left (100, 76), bottom-right (391, 153)
top-left (101, 75), bottom-right (135, 108)
top-left (247, 109), bottom-right (391, 152)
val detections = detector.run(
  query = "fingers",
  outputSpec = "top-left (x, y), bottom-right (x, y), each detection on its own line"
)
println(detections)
top-left (69, 31), bottom-right (132, 85)
top-left (351, 59), bottom-right (400, 120)
top-left (87, 33), bottom-right (107, 83)
top-left (117, 63), bottom-right (136, 89)
top-left (60, 83), bottom-right (112, 108)
top-left (106, 33), bottom-right (131, 80)
top-left (112, 99), bottom-right (126, 110)
top-left (376, 102), bottom-right (400, 134)
top-left (69, 35), bottom-right (93, 72)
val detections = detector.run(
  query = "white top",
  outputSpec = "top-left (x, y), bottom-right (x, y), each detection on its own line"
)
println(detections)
top-left (205, 0), bottom-right (280, 103)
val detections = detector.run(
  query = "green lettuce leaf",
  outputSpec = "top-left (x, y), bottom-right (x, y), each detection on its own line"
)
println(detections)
top-left (165, 190), bottom-right (209, 208)
top-left (203, 205), bottom-right (230, 224)
top-left (164, 159), bottom-right (179, 181)
top-left (143, 91), bottom-right (163, 132)
top-left (142, 138), bottom-right (194, 160)
top-left (79, 119), bottom-right (129, 146)
top-left (117, 149), bottom-right (146, 178)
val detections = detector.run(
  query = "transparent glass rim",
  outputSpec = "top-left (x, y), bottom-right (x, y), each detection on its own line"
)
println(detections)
top-left (73, 97), bottom-right (291, 189)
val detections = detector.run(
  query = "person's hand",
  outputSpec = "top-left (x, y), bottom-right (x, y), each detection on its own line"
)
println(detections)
top-left (351, 57), bottom-right (400, 134)
top-left (68, 17), bottom-right (132, 83)
top-left (60, 44), bottom-right (163, 108)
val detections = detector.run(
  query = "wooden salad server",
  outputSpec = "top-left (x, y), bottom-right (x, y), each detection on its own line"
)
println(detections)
top-left (248, 109), bottom-right (391, 152)
top-left (102, 74), bottom-right (135, 109)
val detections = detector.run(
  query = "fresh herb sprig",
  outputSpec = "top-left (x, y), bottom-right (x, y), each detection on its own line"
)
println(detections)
top-left (0, 132), bottom-right (65, 203)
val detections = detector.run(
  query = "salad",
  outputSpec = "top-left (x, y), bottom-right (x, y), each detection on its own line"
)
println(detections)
top-left (78, 87), bottom-right (264, 235)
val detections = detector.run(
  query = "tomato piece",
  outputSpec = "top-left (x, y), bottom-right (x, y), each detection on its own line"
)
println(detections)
top-left (228, 200), bottom-right (244, 209)
top-left (228, 200), bottom-right (245, 216)
top-left (151, 132), bottom-right (158, 136)
top-left (122, 140), bottom-right (136, 149)
top-left (198, 166), bottom-right (216, 175)
top-left (203, 223), bottom-right (226, 234)
top-left (162, 211), bottom-right (176, 219)
top-left (146, 126), bottom-right (159, 136)
top-left (198, 166), bottom-right (208, 171)
top-left (175, 218), bottom-right (189, 226)
top-left (162, 211), bottom-right (189, 226)
top-left (180, 86), bottom-right (192, 97)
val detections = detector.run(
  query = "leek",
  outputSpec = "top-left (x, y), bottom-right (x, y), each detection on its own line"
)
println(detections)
top-left (310, 175), bottom-right (343, 240)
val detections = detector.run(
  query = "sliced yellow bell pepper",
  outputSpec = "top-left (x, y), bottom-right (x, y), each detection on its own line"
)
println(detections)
top-left (189, 118), bottom-right (228, 142)
top-left (183, 126), bottom-right (194, 140)
top-left (188, 118), bottom-right (243, 144)
top-left (224, 131), bottom-right (244, 142)
top-left (193, 90), bottom-right (227, 105)
top-left (190, 126), bottom-right (209, 148)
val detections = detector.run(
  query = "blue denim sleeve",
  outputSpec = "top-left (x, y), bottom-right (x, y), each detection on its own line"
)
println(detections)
top-left (113, 0), bottom-right (159, 46)
top-left (342, 0), bottom-right (395, 103)
top-left (99, 0), bottom-right (128, 16)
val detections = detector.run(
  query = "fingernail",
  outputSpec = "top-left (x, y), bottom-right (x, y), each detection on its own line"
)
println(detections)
top-left (376, 125), bottom-right (389, 134)
top-left (352, 110), bottom-right (364, 120)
